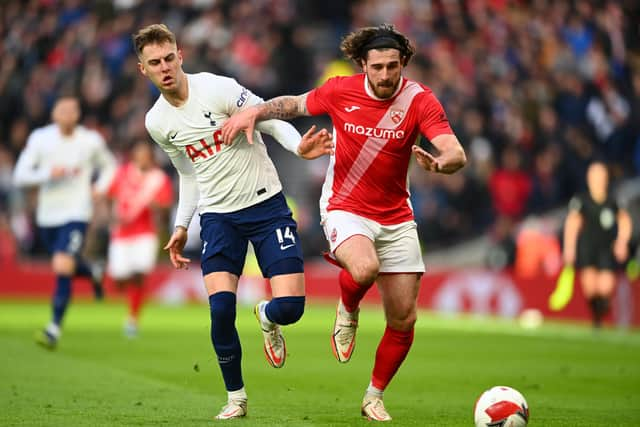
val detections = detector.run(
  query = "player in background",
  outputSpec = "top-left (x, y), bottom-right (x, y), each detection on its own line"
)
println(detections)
top-left (223, 24), bottom-right (466, 421)
top-left (133, 24), bottom-right (333, 420)
top-left (563, 161), bottom-right (632, 328)
top-left (103, 140), bottom-right (173, 337)
top-left (13, 95), bottom-right (116, 349)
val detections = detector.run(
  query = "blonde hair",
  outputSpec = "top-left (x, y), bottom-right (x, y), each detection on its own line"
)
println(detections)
top-left (132, 24), bottom-right (176, 58)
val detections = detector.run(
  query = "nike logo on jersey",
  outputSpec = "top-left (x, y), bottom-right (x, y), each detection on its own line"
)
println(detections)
top-left (344, 105), bottom-right (360, 112)
top-left (170, 131), bottom-right (178, 139)
top-left (280, 243), bottom-right (295, 250)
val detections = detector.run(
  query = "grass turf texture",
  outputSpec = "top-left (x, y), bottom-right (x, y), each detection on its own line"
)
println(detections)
top-left (1, 300), bottom-right (639, 426)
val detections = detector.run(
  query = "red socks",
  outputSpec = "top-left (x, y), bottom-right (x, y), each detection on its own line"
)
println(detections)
top-left (127, 285), bottom-right (144, 320)
top-left (339, 268), bottom-right (372, 312)
top-left (371, 326), bottom-right (415, 390)
top-left (340, 269), bottom-right (414, 390)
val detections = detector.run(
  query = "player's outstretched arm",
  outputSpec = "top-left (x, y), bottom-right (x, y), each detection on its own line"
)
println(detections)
top-left (222, 93), bottom-right (310, 145)
top-left (562, 210), bottom-right (583, 266)
top-left (412, 134), bottom-right (466, 174)
top-left (164, 226), bottom-right (191, 269)
top-left (614, 208), bottom-right (632, 263)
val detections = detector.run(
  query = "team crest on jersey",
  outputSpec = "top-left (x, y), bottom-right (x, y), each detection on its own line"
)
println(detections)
top-left (330, 228), bottom-right (337, 243)
top-left (390, 108), bottom-right (404, 124)
top-left (203, 111), bottom-right (216, 126)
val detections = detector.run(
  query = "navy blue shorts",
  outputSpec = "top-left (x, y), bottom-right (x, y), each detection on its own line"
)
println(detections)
top-left (200, 192), bottom-right (304, 278)
top-left (39, 222), bottom-right (88, 256)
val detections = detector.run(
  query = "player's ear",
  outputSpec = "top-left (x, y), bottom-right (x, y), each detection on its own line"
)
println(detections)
top-left (137, 61), bottom-right (147, 76)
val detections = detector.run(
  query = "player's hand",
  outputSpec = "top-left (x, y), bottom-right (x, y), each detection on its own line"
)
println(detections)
top-left (164, 226), bottom-right (191, 269)
top-left (412, 145), bottom-right (440, 173)
top-left (613, 239), bottom-right (628, 263)
top-left (297, 125), bottom-right (334, 159)
top-left (51, 166), bottom-right (80, 180)
top-left (50, 166), bottom-right (65, 179)
top-left (222, 107), bottom-right (259, 146)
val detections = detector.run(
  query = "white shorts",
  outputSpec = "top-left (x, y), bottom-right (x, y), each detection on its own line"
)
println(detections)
top-left (108, 233), bottom-right (159, 280)
top-left (321, 210), bottom-right (425, 273)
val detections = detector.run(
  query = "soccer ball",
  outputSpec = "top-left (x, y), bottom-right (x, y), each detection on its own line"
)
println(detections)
top-left (473, 386), bottom-right (529, 427)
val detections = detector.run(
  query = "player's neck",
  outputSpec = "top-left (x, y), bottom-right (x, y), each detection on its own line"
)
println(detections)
top-left (57, 125), bottom-right (75, 137)
top-left (590, 189), bottom-right (606, 203)
top-left (364, 75), bottom-right (403, 100)
top-left (162, 71), bottom-right (189, 107)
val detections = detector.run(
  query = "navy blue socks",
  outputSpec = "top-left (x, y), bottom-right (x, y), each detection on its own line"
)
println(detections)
top-left (74, 257), bottom-right (92, 278)
top-left (265, 296), bottom-right (305, 325)
top-left (52, 276), bottom-right (72, 326)
top-left (209, 292), bottom-right (243, 391)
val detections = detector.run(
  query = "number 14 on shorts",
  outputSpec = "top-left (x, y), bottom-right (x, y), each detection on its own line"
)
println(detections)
top-left (276, 227), bottom-right (296, 250)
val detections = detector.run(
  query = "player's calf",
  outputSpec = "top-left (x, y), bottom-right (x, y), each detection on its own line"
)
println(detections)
top-left (90, 262), bottom-right (105, 301)
top-left (261, 296), bottom-right (305, 325)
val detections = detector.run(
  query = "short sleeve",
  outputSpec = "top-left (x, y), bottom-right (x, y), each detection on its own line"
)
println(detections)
top-left (206, 74), bottom-right (263, 115)
top-left (306, 77), bottom-right (339, 116)
top-left (568, 195), bottom-right (583, 212)
top-left (418, 92), bottom-right (453, 141)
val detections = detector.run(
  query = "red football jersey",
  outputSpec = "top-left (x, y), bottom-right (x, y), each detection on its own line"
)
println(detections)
top-left (107, 163), bottom-right (173, 239)
top-left (306, 74), bottom-right (453, 225)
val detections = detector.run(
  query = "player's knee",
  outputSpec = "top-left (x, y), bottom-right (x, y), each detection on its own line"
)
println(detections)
top-left (266, 296), bottom-right (305, 325)
top-left (208, 291), bottom-right (237, 324)
top-left (387, 310), bottom-right (417, 331)
top-left (52, 253), bottom-right (75, 276)
top-left (350, 263), bottom-right (378, 286)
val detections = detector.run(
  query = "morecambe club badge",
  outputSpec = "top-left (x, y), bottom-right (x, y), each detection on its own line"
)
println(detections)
top-left (390, 108), bottom-right (404, 124)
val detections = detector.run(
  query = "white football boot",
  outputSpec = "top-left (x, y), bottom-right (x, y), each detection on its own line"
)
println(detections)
top-left (254, 301), bottom-right (286, 368)
top-left (331, 299), bottom-right (359, 363)
top-left (361, 394), bottom-right (392, 421)
top-left (214, 399), bottom-right (247, 420)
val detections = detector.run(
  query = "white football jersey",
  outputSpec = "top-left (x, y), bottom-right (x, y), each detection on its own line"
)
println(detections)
top-left (13, 124), bottom-right (116, 227)
top-left (145, 73), bottom-right (284, 218)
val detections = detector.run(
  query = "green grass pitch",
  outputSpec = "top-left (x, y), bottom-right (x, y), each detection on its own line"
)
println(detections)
top-left (1, 300), bottom-right (639, 426)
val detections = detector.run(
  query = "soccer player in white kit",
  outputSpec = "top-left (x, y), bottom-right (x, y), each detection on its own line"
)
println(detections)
top-left (133, 24), bottom-right (333, 420)
top-left (223, 24), bottom-right (467, 421)
top-left (13, 96), bottom-right (116, 349)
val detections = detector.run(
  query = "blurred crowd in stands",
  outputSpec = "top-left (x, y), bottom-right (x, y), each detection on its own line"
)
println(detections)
top-left (1, 0), bottom-right (639, 266)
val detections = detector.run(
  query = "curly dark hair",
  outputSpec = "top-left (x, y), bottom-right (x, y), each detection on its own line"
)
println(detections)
top-left (340, 24), bottom-right (415, 67)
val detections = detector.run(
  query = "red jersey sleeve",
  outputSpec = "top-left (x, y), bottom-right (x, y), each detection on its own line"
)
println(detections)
top-left (306, 76), bottom-right (341, 116)
top-left (418, 92), bottom-right (453, 141)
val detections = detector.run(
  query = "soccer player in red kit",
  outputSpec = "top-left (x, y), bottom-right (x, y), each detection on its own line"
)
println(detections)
top-left (223, 24), bottom-right (466, 421)
top-left (105, 141), bottom-right (173, 337)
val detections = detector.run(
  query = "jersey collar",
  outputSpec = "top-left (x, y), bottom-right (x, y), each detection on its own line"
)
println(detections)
top-left (364, 75), bottom-right (404, 101)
